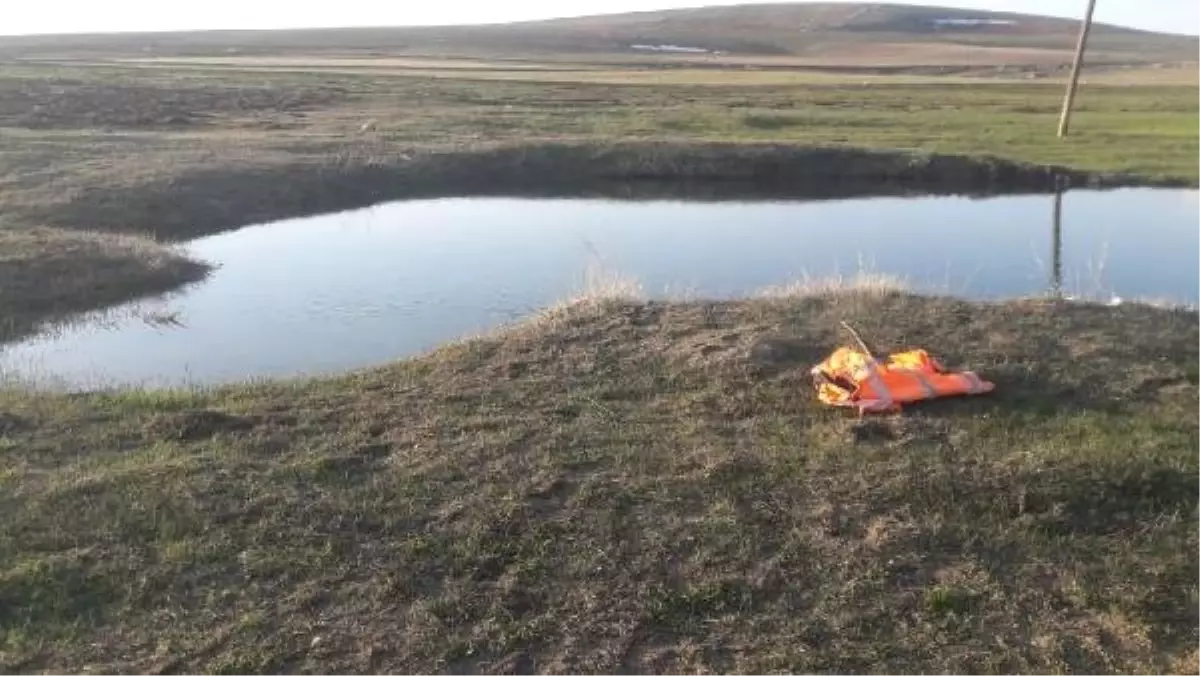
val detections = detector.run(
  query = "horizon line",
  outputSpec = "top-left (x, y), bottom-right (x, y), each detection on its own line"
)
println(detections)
top-left (2, 1), bottom-right (1198, 40)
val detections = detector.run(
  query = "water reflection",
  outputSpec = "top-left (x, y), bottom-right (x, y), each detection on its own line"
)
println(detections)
top-left (1, 188), bottom-right (1195, 388)
top-left (1051, 187), bottom-right (1064, 297)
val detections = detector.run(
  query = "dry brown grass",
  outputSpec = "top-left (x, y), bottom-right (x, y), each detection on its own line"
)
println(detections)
top-left (122, 41), bottom-right (1097, 71)
top-left (756, 269), bottom-right (911, 298)
top-left (123, 56), bottom-right (601, 72)
top-left (1080, 63), bottom-right (1200, 86)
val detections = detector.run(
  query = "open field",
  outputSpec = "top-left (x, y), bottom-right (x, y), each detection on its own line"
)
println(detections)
top-left (54, 56), bottom-right (1198, 85)
top-left (0, 24), bottom-right (1197, 673)
top-left (107, 45), bottom-right (1112, 71)
top-left (117, 56), bottom-right (611, 72)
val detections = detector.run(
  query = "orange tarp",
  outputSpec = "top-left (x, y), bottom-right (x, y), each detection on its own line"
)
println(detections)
top-left (811, 347), bottom-right (994, 413)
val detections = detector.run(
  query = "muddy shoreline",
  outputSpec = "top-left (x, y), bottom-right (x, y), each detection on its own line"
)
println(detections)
top-left (24, 141), bottom-right (1179, 242)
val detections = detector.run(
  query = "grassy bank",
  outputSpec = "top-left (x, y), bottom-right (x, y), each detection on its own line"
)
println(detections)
top-left (1, 291), bottom-right (1196, 672)
top-left (0, 228), bottom-right (208, 344)
top-left (18, 141), bottom-right (1114, 243)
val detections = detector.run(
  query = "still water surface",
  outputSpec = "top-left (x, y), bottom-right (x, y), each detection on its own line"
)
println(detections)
top-left (2, 188), bottom-right (1195, 387)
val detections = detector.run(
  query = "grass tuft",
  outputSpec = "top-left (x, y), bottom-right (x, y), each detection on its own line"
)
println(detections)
top-left (575, 261), bottom-right (646, 304)
top-left (756, 269), bottom-right (910, 298)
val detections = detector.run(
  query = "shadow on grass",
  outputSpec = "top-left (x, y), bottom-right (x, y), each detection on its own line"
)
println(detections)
top-left (1032, 466), bottom-right (1197, 536)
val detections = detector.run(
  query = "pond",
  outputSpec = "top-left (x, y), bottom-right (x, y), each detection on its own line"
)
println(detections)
top-left (2, 188), bottom-right (1196, 388)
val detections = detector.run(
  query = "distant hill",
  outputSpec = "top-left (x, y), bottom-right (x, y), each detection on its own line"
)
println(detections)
top-left (492, 4), bottom-right (1198, 58)
top-left (2, 2), bottom-right (1196, 67)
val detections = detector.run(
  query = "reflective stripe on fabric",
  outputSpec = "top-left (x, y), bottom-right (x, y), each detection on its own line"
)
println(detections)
top-left (858, 400), bottom-right (896, 413)
top-left (863, 361), bottom-right (894, 410)
top-left (960, 371), bottom-right (986, 394)
top-left (910, 371), bottom-right (939, 400)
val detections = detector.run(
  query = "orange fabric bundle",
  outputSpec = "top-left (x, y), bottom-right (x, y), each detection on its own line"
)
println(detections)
top-left (811, 347), bottom-right (993, 413)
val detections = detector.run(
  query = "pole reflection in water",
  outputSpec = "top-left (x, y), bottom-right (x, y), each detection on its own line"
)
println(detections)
top-left (1051, 187), bottom-right (1063, 297)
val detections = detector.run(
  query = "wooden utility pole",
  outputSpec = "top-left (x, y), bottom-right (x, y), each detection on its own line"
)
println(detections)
top-left (1057, 0), bottom-right (1098, 137)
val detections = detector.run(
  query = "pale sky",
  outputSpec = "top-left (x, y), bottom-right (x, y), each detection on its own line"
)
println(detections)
top-left (2, 0), bottom-right (1197, 37)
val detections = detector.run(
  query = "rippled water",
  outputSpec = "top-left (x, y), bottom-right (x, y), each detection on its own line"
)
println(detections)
top-left (2, 188), bottom-right (1195, 388)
